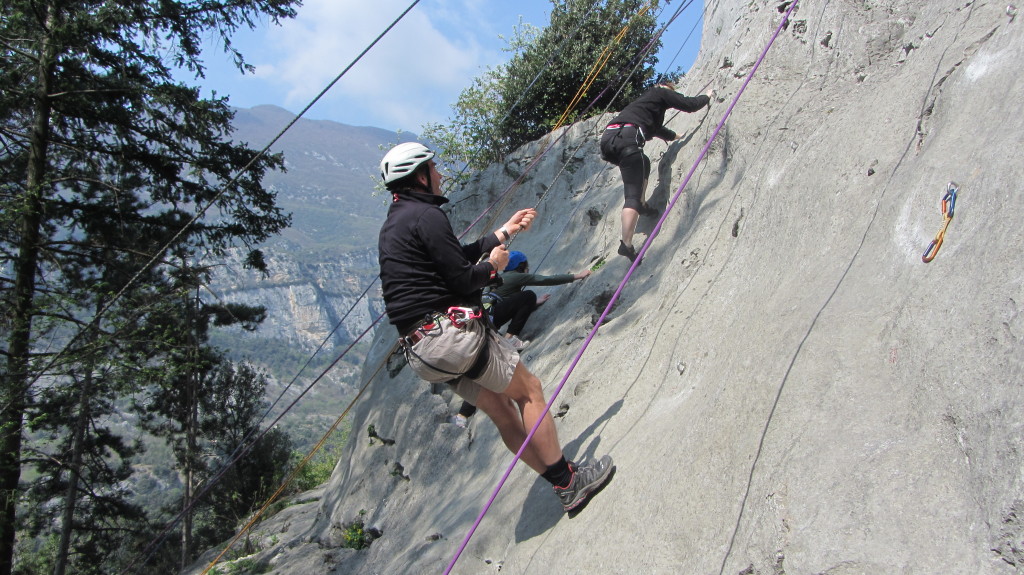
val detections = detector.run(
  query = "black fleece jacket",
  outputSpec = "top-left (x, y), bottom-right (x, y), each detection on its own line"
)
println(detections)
top-left (378, 188), bottom-right (500, 334)
top-left (609, 86), bottom-right (710, 141)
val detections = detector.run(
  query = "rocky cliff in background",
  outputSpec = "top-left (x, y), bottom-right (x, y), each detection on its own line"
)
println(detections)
top-left (187, 1), bottom-right (1024, 573)
top-left (215, 246), bottom-right (381, 358)
top-left (205, 108), bottom-right (408, 438)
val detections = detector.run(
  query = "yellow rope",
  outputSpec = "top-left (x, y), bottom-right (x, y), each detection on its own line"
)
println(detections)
top-left (478, 1), bottom-right (655, 237)
top-left (552, 3), bottom-right (651, 130)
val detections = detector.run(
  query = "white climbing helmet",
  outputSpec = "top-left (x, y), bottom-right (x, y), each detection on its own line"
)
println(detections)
top-left (380, 142), bottom-right (435, 185)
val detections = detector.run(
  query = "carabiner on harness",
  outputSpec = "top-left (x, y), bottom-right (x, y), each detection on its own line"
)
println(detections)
top-left (446, 306), bottom-right (482, 328)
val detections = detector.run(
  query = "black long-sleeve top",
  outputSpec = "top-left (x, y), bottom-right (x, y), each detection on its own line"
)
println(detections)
top-left (609, 86), bottom-right (710, 141)
top-left (378, 188), bottom-right (500, 334)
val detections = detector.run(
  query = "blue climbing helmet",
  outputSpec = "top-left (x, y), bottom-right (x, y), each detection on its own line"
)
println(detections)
top-left (505, 251), bottom-right (528, 272)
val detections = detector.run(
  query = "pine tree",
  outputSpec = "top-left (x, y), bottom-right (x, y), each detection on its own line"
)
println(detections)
top-left (134, 264), bottom-right (287, 569)
top-left (191, 362), bottom-right (292, 551)
top-left (0, 2), bottom-right (299, 574)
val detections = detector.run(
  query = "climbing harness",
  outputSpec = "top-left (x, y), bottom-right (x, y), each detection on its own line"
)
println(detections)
top-left (400, 313), bottom-right (444, 347)
top-left (400, 307), bottom-right (491, 383)
top-left (921, 181), bottom-right (958, 263)
top-left (400, 307), bottom-right (482, 346)
top-left (444, 0), bottom-right (802, 573)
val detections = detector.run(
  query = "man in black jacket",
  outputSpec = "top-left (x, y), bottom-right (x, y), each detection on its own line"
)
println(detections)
top-left (600, 82), bottom-right (711, 262)
top-left (377, 142), bottom-right (614, 513)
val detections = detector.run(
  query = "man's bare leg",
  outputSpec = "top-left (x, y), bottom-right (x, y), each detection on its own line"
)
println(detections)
top-left (474, 362), bottom-right (561, 474)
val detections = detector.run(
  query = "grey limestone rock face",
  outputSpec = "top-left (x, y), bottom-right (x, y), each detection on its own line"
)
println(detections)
top-left (187, 1), bottom-right (1024, 573)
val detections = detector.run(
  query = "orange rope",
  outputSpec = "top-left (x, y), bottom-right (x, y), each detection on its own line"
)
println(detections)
top-left (199, 350), bottom-right (392, 574)
top-left (552, 1), bottom-right (654, 131)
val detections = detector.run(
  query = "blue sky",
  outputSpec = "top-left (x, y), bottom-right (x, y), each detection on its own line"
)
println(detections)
top-left (186, 0), bottom-right (704, 133)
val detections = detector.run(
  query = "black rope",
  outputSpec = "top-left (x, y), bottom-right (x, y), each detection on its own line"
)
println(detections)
top-left (121, 2), bottom-right (422, 570)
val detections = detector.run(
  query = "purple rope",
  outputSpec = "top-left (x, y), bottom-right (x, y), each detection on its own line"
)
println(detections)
top-left (443, 1), bottom-right (801, 572)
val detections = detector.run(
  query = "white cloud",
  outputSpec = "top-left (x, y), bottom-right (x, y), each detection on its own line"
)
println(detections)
top-left (251, 0), bottom-right (504, 131)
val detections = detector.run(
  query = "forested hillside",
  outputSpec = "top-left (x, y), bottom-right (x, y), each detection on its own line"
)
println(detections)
top-left (0, 3), bottom-right (384, 574)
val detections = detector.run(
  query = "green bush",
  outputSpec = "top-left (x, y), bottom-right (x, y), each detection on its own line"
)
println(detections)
top-left (341, 510), bottom-right (381, 550)
top-left (288, 420), bottom-right (351, 493)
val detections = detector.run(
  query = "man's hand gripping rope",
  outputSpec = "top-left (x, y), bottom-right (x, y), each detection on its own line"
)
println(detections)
top-left (486, 208), bottom-right (538, 273)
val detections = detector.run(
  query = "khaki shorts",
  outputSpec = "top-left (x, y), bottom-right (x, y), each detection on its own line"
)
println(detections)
top-left (405, 316), bottom-right (519, 405)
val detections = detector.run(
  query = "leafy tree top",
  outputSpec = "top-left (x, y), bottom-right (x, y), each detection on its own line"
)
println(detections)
top-left (422, 0), bottom-right (665, 179)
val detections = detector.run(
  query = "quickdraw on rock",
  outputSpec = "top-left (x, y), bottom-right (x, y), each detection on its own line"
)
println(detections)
top-left (922, 181), bottom-right (958, 263)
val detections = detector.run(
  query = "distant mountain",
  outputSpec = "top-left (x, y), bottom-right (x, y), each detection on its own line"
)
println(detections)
top-left (204, 106), bottom-right (416, 444)
top-left (231, 105), bottom-right (417, 253)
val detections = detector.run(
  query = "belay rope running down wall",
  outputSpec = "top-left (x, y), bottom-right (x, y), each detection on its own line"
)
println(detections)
top-left (444, 1), bottom-right (802, 572)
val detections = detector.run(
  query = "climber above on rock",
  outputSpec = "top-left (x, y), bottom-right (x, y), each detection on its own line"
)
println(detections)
top-left (453, 250), bottom-right (591, 427)
top-left (487, 250), bottom-right (592, 351)
top-left (377, 142), bottom-right (615, 514)
top-left (600, 81), bottom-right (712, 263)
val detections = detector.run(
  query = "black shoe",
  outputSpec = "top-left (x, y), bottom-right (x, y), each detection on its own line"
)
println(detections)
top-left (617, 241), bottom-right (636, 260)
top-left (618, 241), bottom-right (640, 264)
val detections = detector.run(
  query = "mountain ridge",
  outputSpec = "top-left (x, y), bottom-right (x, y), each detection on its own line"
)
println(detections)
top-left (204, 106), bottom-right (407, 442)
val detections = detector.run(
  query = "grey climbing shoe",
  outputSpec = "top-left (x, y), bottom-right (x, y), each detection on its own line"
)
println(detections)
top-left (554, 455), bottom-right (615, 513)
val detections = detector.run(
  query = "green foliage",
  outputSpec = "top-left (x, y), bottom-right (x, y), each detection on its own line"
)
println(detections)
top-left (422, 0), bottom-right (663, 174)
top-left (288, 419), bottom-right (351, 493)
top-left (147, 358), bottom-right (295, 559)
top-left (1, 0), bottom-right (301, 572)
top-left (421, 68), bottom-right (510, 187)
top-left (203, 365), bottom-right (294, 513)
top-left (343, 520), bottom-right (368, 550)
top-left (341, 510), bottom-right (380, 550)
top-left (12, 534), bottom-right (57, 575)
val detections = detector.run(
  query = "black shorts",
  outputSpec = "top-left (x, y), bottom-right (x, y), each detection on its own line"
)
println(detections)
top-left (600, 124), bottom-right (645, 164)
